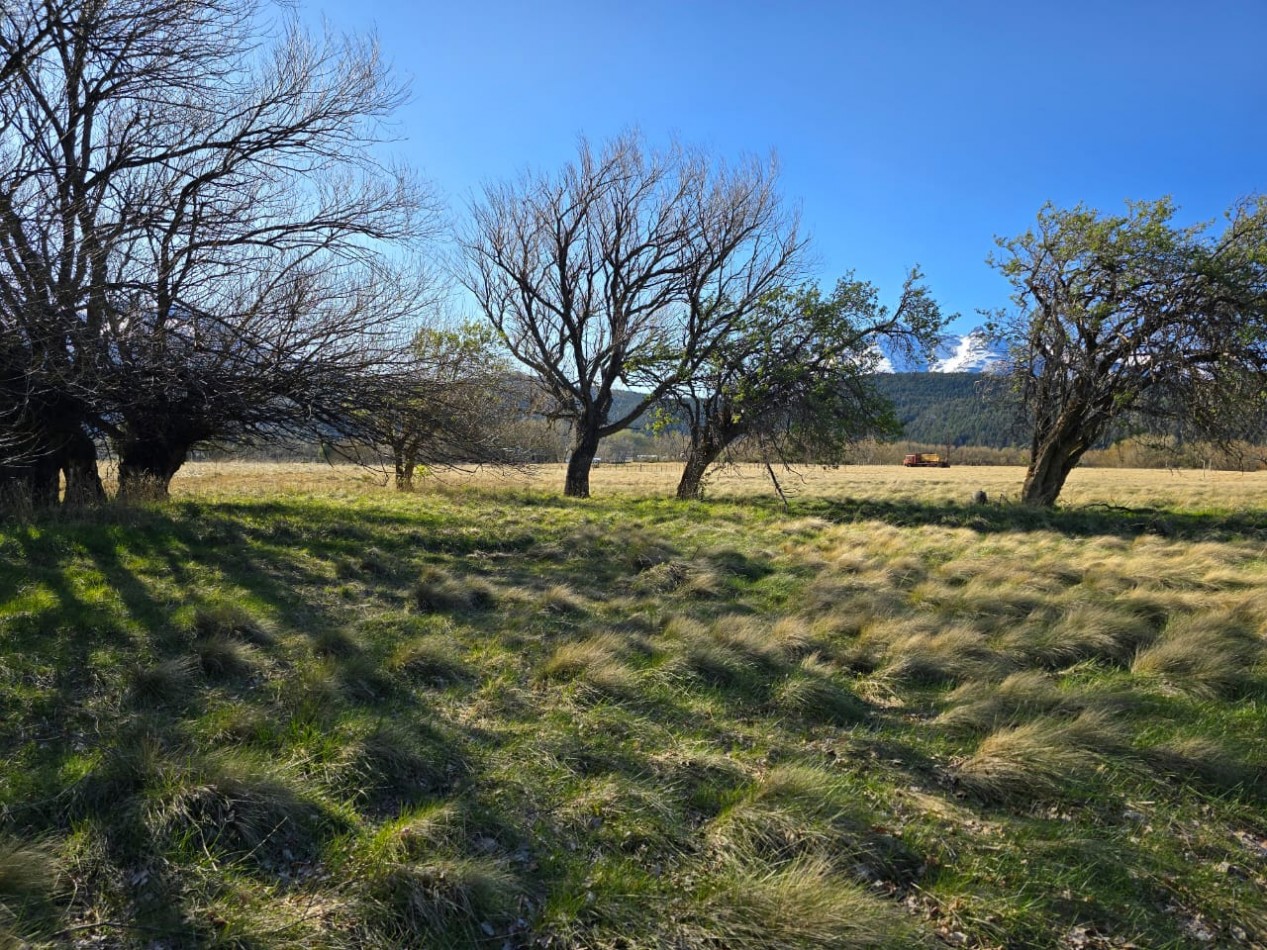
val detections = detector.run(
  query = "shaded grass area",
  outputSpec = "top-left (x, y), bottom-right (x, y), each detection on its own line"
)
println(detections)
top-left (1, 484), bottom-right (1266, 947)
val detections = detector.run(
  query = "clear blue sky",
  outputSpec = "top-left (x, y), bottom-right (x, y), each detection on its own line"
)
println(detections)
top-left (307, 0), bottom-right (1266, 335)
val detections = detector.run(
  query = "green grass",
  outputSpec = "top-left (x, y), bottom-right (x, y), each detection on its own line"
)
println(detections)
top-left (1, 481), bottom-right (1266, 947)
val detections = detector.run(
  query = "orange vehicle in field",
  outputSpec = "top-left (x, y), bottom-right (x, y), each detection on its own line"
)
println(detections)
top-left (903, 453), bottom-right (950, 468)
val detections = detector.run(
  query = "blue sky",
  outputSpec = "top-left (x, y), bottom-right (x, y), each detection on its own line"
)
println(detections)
top-left (307, 0), bottom-right (1266, 335)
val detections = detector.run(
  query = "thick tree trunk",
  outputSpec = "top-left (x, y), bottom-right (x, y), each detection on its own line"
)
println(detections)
top-left (676, 437), bottom-right (723, 500)
top-left (564, 424), bottom-right (601, 498)
top-left (118, 439), bottom-right (188, 501)
top-left (61, 429), bottom-right (106, 507)
top-left (1021, 425), bottom-right (1091, 507)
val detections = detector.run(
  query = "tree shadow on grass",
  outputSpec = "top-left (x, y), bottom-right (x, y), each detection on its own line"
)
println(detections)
top-left (0, 501), bottom-right (515, 944)
top-left (789, 495), bottom-right (1267, 542)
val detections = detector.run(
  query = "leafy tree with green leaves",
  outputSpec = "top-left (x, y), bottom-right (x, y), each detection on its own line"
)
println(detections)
top-left (990, 197), bottom-right (1267, 506)
top-left (668, 270), bottom-right (947, 500)
top-left (364, 322), bottom-right (513, 491)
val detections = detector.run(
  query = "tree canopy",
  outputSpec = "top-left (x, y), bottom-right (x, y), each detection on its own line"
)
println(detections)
top-left (0, 0), bottom-right (434, 504)
top-left (460, 133), bottom-right (803, 498)
top-left (668, 271), bottom-right (947, 500)
top-left (989, 197), bottom-right (1267, 506)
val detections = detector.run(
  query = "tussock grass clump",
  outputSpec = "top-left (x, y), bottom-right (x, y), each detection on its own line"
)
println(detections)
top-left (632, 559), bottom-right (691, 593)
top-left (561, 775), bottom-right (678, 852)
top-left (541, 583), bottom-right (585, 614)
top-left (709, 766), bottom-right (921, 884)
top-left (365, 803), bottom-right (466, 863)
top-left (192, 601), bottom-right (273, 646)
top-left (624, 531), bottom-right (676, 572)
top-left (539, 634), bottom-right (639, 698)
top-left (129, 655), bottom-right (198, 705)
top-left (357, 546), bottom-right (398, 576)
top-left (768, 616), bottom-right (815, 656)
top-left (636, 560), bottom-right (728, 599)
top-left (335, 653), bottom-right (399, 702)
top-left (194, 633), bottom-right (260, 680)
top-left (935, 670), bottom-right (1072, 735)
top-left (147, 750), bottom-right (321, 860)
top-left (1143, 736), bottom-right (1260, 795)
top-left (1131, 613), bottom-right (1264, 698)
top-left (413, 566), bottom-right (497, 613)
top-left (670, 637), bottom-right (755, 687)
top-left (659, 616), bottom-right (778, 688)
top-left (682, 855), bottom-right (921, 949)
top-left (276, 661), bottom-right (343, 725)
top-left (707, 547), bottom-right (774, 581)
top-left (311, 627), bottom-right (362, 658)
top-left (1011, 603), bottom-right (1155, 668)
top-left (649, 750), bottom-right (751, 817)
top-left (952, 710), bottom-right (1131, 805)
top-left (359, 856), bottom-right (518, 944)
top-left (875, 624), bottom-right (1005, 686)
top-left (335, 722), bottom-right (458, 809)
top-left (389, 635), bottom-right (472, 685)
top-left (0, 837), bottom-right (58, 945)
top-left (771, 655), bottom-right (868, 725)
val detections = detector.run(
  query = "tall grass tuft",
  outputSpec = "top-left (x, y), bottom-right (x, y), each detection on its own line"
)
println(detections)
top-left (194, 634), bottom-right (260, 680)
top-left (413, 566), bottom-right (497, 613)
top-left (0, 837), bottom-right (58, 946)
top-left (952, 711), bottom-right (1131, 805)
top-left (682, 855), bottom-right (922, 948)
top-left (192, 601), bottom-right (273, 646)
top-left (771, 655), bottom-right (868, 725)
top-left (1010, 603), bottom-right (1155, 668)
top-left (129, 656), bottom-right (199, 706)
top-left (875, 624), bottom-right (1005, 685)
top-left (539, 634), bottom-right (639, 698)
top-left (935, 670), bottom-right (1071, 735)
top-left (360, 856), bottom-right (518, 945)
top-left (389, 635), bottom-right (472, 685)
top-left (335, 722), bottom-right (458, 810)
top-left (147, 750), bottom-right (321, 861)
top-left (1131, 613), bottom-right (1263, 698)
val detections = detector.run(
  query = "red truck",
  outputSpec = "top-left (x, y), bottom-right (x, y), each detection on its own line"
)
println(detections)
top-left (903, 453), bottom-right (950, 468)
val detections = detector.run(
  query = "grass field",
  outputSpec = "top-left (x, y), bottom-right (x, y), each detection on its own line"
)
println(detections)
top-left (1, 463), bottom-right (1265, 947)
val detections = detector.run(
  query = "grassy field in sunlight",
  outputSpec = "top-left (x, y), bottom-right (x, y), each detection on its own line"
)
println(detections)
top-left (1, 463), bottom-right (1264, 947)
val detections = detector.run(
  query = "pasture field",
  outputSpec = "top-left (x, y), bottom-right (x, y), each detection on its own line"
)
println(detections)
top-left (1, 463), bottom-right (1266, 947)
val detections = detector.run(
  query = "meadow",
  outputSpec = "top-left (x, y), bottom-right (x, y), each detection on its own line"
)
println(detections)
top-left (1, 462), bottom-right (1265, 947)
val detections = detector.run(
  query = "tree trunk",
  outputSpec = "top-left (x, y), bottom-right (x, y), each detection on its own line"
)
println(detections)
top-left (61, 429), bottom-right (106, 507)
top-left (564, 424), bottom-right (601, 498)
top-left (1021, 424), bottom-right (1091, 507)
top-left (394, 450), bottom-right (415, 491)
top-left (118, 439), bottom-right (188, 501)
top-left (676, 436), bottom-right (723, 500)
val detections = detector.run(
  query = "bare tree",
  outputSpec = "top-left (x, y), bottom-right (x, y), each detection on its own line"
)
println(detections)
top-left (460, 133), bottom-right (803, 498)
top-left (0, 0), bottom-right (436, 504)
top-left (990, 197), bottom-right (1267, 506)
top-left (669, 271), bottom-right (946, 500)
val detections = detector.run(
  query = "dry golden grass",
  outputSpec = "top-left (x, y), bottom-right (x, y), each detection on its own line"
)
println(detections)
top-left (157, 459), bottom-right (1267, 509)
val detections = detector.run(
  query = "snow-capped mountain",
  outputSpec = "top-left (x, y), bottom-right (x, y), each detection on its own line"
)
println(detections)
top-left (930, 329), bottom-right (1004, 374)
top-left (867, 344), bottom-right (896, 373)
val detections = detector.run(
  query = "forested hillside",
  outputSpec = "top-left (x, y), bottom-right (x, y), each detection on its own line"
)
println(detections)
top-left (874, 372), bottom-right (1023, 447)
top-left (602, 373), bottom-right (1026, 452)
